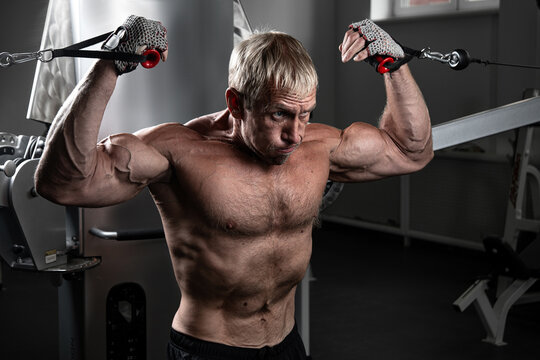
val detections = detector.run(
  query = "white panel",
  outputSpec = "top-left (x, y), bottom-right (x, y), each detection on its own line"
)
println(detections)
top-left (72, 0), bottom-right (232, 138)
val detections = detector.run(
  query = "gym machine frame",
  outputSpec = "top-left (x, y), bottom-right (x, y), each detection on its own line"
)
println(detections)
top-left (323, 94), bottom-right (540, 346)
top-left (323, 95), bottom-right (540, 250)
top-left (452, 103), bottom-right (540, 346)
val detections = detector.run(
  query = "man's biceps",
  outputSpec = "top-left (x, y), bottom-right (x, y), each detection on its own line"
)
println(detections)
top-left (329, 145), bottom-right (376, 181)
top-left (100, 134), bottom-right (169, 184)
top-left (334, 128), bottom-right (387, 162)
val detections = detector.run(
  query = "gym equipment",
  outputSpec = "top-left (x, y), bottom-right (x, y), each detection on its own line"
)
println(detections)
top-left (453, 236), bottom-right (540, 345)
top-left (418, 47), bottom-right (540, 71)
top-left (0, 20), bottom-right (164, 72)
top-left (345, 19), bottom-right (540, 75)
top-left (0, 34), bottom-right (158, 69)
top-left (1, 133), bottom-right (58, 270)
top-left (323, 95), bottom-right (540, 245)
top-left (432, 96), bottom-right (540, 151)
top-left (453, 109), bottom-right (540, 345)
top-left (102, 15), bottom-right (168, 74)
top-left (233, 0), bottom-right (253, 46)
top-left (0, 132), bottom-right (97, 271)
top-left (322, 93), bottom-right (540, 347)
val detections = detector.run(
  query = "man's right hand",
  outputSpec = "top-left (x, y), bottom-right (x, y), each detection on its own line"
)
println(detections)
top-left (102, 15), bottom-right (168, 75)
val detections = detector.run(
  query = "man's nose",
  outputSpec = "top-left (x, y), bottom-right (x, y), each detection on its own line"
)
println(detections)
top-left (282, 118), bottom-right (303, 145)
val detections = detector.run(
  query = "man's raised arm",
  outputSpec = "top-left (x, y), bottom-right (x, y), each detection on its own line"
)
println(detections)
top-left (35, 16), bottom-right (170, 207)
top-left (330, 19), bottom-right (433, 182)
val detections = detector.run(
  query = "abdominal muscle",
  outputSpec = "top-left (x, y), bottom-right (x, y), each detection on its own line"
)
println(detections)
top-left (167, 222), bottom-right (313, 348)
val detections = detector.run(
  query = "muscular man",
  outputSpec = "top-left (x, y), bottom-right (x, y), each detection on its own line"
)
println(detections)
top-left (35, 16), bottom-right (433, 360)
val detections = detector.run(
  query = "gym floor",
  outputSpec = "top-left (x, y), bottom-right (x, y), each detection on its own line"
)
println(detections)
top-left (310, 222), bottom-right (540, 360)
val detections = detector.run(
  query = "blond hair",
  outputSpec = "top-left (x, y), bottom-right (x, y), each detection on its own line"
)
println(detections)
top-left (228, 32), bottom-right (318, 109)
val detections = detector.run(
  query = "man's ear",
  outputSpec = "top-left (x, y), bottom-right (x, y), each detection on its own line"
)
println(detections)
top-left (226, 88), bottom-right (243, 119)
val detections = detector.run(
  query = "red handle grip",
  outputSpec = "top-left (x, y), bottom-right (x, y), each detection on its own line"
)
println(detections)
top-left (375, 55), bottom-right (394, 74)
top-left (141, 49), bottom-right (161, 69)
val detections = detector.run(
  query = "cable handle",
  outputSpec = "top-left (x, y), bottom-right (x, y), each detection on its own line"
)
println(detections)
top-left (0, 31), bottom-right (160, 69)
top-left (419, 47), bottom-right (540, 71)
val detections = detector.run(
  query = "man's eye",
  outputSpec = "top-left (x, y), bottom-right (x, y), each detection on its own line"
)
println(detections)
top-left (300, 112), bottom-right (310, 121)
top-left (272, 111), bottom-right (286, 120)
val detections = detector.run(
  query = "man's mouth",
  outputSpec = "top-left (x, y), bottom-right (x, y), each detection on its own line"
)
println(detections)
top-left (276, 145), bottom-right (298, 154)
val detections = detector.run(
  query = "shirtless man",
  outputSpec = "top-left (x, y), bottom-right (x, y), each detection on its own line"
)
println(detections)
top-left (35, 16), bottom-right (433, 360)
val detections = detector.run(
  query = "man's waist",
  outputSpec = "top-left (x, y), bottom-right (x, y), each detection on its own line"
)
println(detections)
top-left (173, 295), bottom-right (297, 347)
top-left (169, 321), bottom-right (300, 353)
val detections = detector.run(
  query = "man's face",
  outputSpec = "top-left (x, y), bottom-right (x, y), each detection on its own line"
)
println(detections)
top-left (241, 88), bottom-right (317, 165)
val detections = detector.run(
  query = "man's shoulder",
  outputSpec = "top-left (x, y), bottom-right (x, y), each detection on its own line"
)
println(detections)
top-left (137, 122), bottom-right (205, 142)
top-left (304, 123), bottom-right (341, 143)
top-left (184, 110), bottom-right (232, 138)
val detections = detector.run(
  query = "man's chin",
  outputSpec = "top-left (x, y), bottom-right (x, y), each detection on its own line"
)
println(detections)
top-left (268, 145), bottom-right (299, 165)
top-left (256, 147), bottom-right (294, 165)
top-left (268, 153), bottom-right (291, 165)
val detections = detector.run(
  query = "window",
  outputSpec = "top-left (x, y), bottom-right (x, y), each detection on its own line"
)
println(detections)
top-left (458, 0), bottom-right (500, 11)
top-left (371, 0), bottom-right (499, 20)
top-left (394, 0), bottom-right (457, 17)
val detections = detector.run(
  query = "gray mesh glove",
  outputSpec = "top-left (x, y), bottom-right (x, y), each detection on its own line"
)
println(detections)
top-left (350, 19), bottom-right (412, 73)
top-left (102, 15), bottom-right (168, 75)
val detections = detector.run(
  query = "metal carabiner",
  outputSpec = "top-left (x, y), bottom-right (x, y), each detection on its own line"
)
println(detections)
top-left (102, 28), bottom-right (127, 51)
top-left (0, 51), bottom-right (40, 67)
top-left (419, 47), bottom-right (452, 64)
top-left (37, 49), bottom-right (54, 63)
top-left (0, 52), bottom-right (15, 67)
top-left (0, 49), bottom-right (54, 68)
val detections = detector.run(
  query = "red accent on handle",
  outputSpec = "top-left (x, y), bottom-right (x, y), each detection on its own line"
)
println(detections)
top-left (375, 56), bottom-right (394, 74)
top-left (141, 49), bottom-right (160, 69)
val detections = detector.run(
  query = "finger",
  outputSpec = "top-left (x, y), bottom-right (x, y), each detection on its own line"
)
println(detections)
top-left (340, 29), bottom-right (360, 56)
top-left (338, 43), bottom-right (343, 52)
top-left (340, 30), bottom-right (365, 60)
top-left (341, 36), bottom-right (366, 63)
top-left (136, 45), bottom-right (148, 55)
top-left (353, 49), bottom-right (369, 62)
top-left (161, 49), bottom-right (168, 62)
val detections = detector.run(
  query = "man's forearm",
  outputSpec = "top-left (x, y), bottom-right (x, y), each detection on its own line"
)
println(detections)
top-left (379, 65), bottom-right (432, 155)
top-left (36, 60), bottom-right (118, 193)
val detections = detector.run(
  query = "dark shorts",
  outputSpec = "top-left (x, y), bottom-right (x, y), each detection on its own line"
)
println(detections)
top-left (167, 325), bottom-right (307, 360)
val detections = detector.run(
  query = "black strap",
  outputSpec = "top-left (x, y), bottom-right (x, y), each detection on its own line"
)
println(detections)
top-left (402, 45), bottom-right (422, 58)
top-left (50, 31), bottom-right (146, 63)
top-left (64, 32), bottom-right (111, 50)
top-left (52, 49), bottom-right (145, 62)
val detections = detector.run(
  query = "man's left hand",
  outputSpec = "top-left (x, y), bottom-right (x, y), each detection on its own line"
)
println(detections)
top-left (339, 19), bottom-right (412, 74)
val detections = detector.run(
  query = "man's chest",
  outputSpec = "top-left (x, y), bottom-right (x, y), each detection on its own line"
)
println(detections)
top-left (172, 143), bottom-right (329, 234)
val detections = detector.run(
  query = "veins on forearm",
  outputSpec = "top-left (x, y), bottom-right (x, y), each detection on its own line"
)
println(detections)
top-left (44, 61), bottom-right (117, 178)
top-left (379, 70), bottom-right (430, 153)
